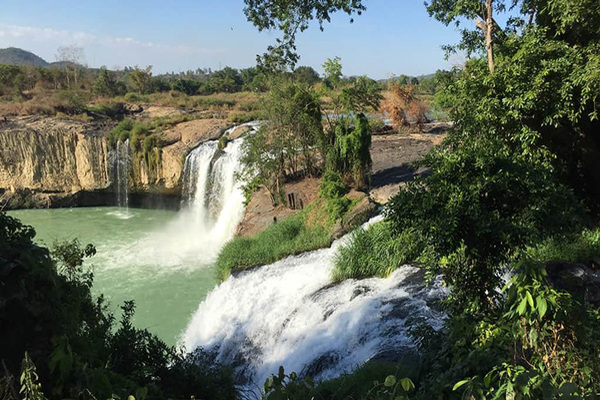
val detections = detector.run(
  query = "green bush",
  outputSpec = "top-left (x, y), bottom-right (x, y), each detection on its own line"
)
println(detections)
top-left (319, 171), bottom-right (347, 200)
top-left (86, 101), bottom-right (126, 119)
top-left (320, 170), bottom-right (352, 222)
top-left (386, 127), bottom-right (581, 312)
top-left (216, 213), bottom-right (331, 281)
top-left (333, 221), bottom-right (422, 281)
top-left (107, 119), bottom-right (134, 149)
top-left (56, 90), bottom-right (90, 115)
top-left (262, 361), bottom-right (419, 400)
top-left (124, 92), bottom-right (149, 103)
top-left (0, 212), bottom-right (237, 400)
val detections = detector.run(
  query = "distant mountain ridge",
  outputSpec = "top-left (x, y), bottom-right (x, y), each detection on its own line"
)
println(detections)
top-left (0, 47), bottom-right (49, 67)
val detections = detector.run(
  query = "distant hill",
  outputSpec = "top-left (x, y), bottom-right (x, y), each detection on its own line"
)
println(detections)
top-left (0, 47), bottom-right (49, 67)
top-left (49, 61), bottom-right (80, 69)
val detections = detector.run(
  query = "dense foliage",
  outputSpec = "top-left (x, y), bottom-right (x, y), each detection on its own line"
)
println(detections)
top-left (240, 70), bottom-right (380, 205)
top-left (240, 81), bottom-right (324, 203)
top-left (245, 0), bottom-right (600, 398)
top-left (0, 212), bottom-right (236, 400)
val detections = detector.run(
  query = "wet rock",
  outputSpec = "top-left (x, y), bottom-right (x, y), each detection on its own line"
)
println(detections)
top-left (301, 352), bottom-right (339, 379)
top-left (546, 261), bottom-right (600, 306)
top-left (350, 285), bottom-right (372, 301)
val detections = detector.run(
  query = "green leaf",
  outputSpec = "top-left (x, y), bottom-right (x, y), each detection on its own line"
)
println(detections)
top-left (453, 379), bottom-right (470, 391)
top-left (384, 375), bottom-right (397, 388)
top-left (536, 295), bottom-right (547, 318)
top-left (484, 371), bottom-right (494, 388)
top-left (517, 297), bottom-right (528, 315)
top-left (400, 377), bottom-right (415, 392)
top-left (526, 291), bottom-right (534, 308)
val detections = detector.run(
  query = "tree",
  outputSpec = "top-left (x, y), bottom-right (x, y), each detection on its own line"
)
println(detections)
top-left (129, 65), bottom-right (153, 94)
top-left (171, 79), bottom-right (201, 95)
top-left (240, 81), bottom-right (324, 203)
top-left (0, 212), bottom-right (237, 399)
top-left (381, 81), bottom-right (429, 129)
top-left (425, 0), bottom-right (502, 73)
top-left (322, 57), bottom-right (343, 88)
top-left (55, 45), bottom-right (85, 88)
top-left (93, 66), bottom-right (124, 97)
top-left (292, 66), bottom-right (320, 85)
top-left (243, 0), bottom-right (366, 69)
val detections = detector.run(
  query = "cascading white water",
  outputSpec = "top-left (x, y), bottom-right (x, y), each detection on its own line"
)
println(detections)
top-left (181, 217), bottom-right (447, 392)
top-left (113, 139), bottom-right (130, 208)
top-left (103, 123), bottom-right (259, 269)
top-left (179, 122), bottom-right (260, 249)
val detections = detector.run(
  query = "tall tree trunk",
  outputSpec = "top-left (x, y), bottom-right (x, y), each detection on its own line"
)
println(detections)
top-left (485, 0), bottom-right (494, 73)
top-left (475, 0), bottom-right (495, 73)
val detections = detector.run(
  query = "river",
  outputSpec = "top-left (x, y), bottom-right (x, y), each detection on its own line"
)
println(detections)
top-left (8, 206), bottom-right (218, 346)
top-left (6, 130), bottom-right (254, 346)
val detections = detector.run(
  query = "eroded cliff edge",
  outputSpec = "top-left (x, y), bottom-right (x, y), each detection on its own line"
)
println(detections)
top-left (0, 113), bottom-right (231, 209)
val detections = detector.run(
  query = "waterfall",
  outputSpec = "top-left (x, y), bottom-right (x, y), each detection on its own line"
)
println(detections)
top-left (113, 139), bottom-right (130, 208)
top-left (181, 217), bottom-right (447, 392)
top-left (151, 122), bottom-right (260, 263)
top-left (103, 123), bottom-right (258, 268)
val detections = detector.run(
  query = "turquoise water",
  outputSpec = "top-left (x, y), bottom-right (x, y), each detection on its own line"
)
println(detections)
top-left (7, 207), bottom-right (219, 346)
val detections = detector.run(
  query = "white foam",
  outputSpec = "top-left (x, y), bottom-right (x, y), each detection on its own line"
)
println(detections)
top-left (181, 217), bottom-right (446, 391)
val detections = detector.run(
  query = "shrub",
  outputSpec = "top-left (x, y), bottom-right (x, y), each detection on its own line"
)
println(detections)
top-left (124, 92), bottom-right (149, 103)
top-left (87, 101), bottom-right (126, 120)
top-left (320, 170), bottom-right (352, 222)
top-left (333, 221), bottom-right (422, 281)
top-left (107, 119), bottom-right (134, 149)
top-left (216, 213), bottom-right (330, 281)
top-left (319, 170), bottom-right (347, 200)
top-left (528, 228), bottom-right (600, 265)
top-left (386, 129), bottom-right (581, 312)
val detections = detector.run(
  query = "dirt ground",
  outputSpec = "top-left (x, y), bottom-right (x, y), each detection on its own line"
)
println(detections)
top-left (369, 131), bottom-right (445, 204)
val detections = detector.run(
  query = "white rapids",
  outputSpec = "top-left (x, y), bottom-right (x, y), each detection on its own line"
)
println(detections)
top-left (181, 217), bottom-right (446, 392)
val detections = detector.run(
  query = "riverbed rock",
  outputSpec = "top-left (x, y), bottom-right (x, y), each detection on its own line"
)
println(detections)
top-left (546, 261), bottom-right (600, 306)
top-left (369, 132), bottom-right (443, 204)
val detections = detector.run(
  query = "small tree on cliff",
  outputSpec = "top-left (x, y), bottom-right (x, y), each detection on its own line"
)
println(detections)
top-left (129, 65), bottom-right (153, 94)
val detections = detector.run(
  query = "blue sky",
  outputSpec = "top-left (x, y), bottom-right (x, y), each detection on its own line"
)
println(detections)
top-left (0, 0), bottom-right (465, 79)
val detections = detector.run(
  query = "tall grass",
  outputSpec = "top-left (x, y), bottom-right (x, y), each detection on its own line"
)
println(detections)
top-left (216, 213), bottom-right (331, 281)
top-left (528, 228), bottom-right (600, 264)
top-left (332, 221), bottom-right (422, 281)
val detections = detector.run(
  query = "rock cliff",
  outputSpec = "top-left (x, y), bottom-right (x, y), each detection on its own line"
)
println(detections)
top-left (0, 114), bottom-right (231, 209)
top-left (0, 116), bottom-right (109, 193)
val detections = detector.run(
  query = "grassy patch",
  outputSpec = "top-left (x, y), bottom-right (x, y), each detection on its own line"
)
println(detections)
top-left (313, 358), bottom-right (421, 399)
top-left (332, 221), bottom-right (423, 281)
top-left (228, 110), bottom-right (263, 124)
top-left (216, 210), bottom-right (331, 281)
top-left (528, 228), bottom-right (600, 264)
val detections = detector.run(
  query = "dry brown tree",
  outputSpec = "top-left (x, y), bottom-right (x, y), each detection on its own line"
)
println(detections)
top-left (381, 81), bottom-right (429, 131)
